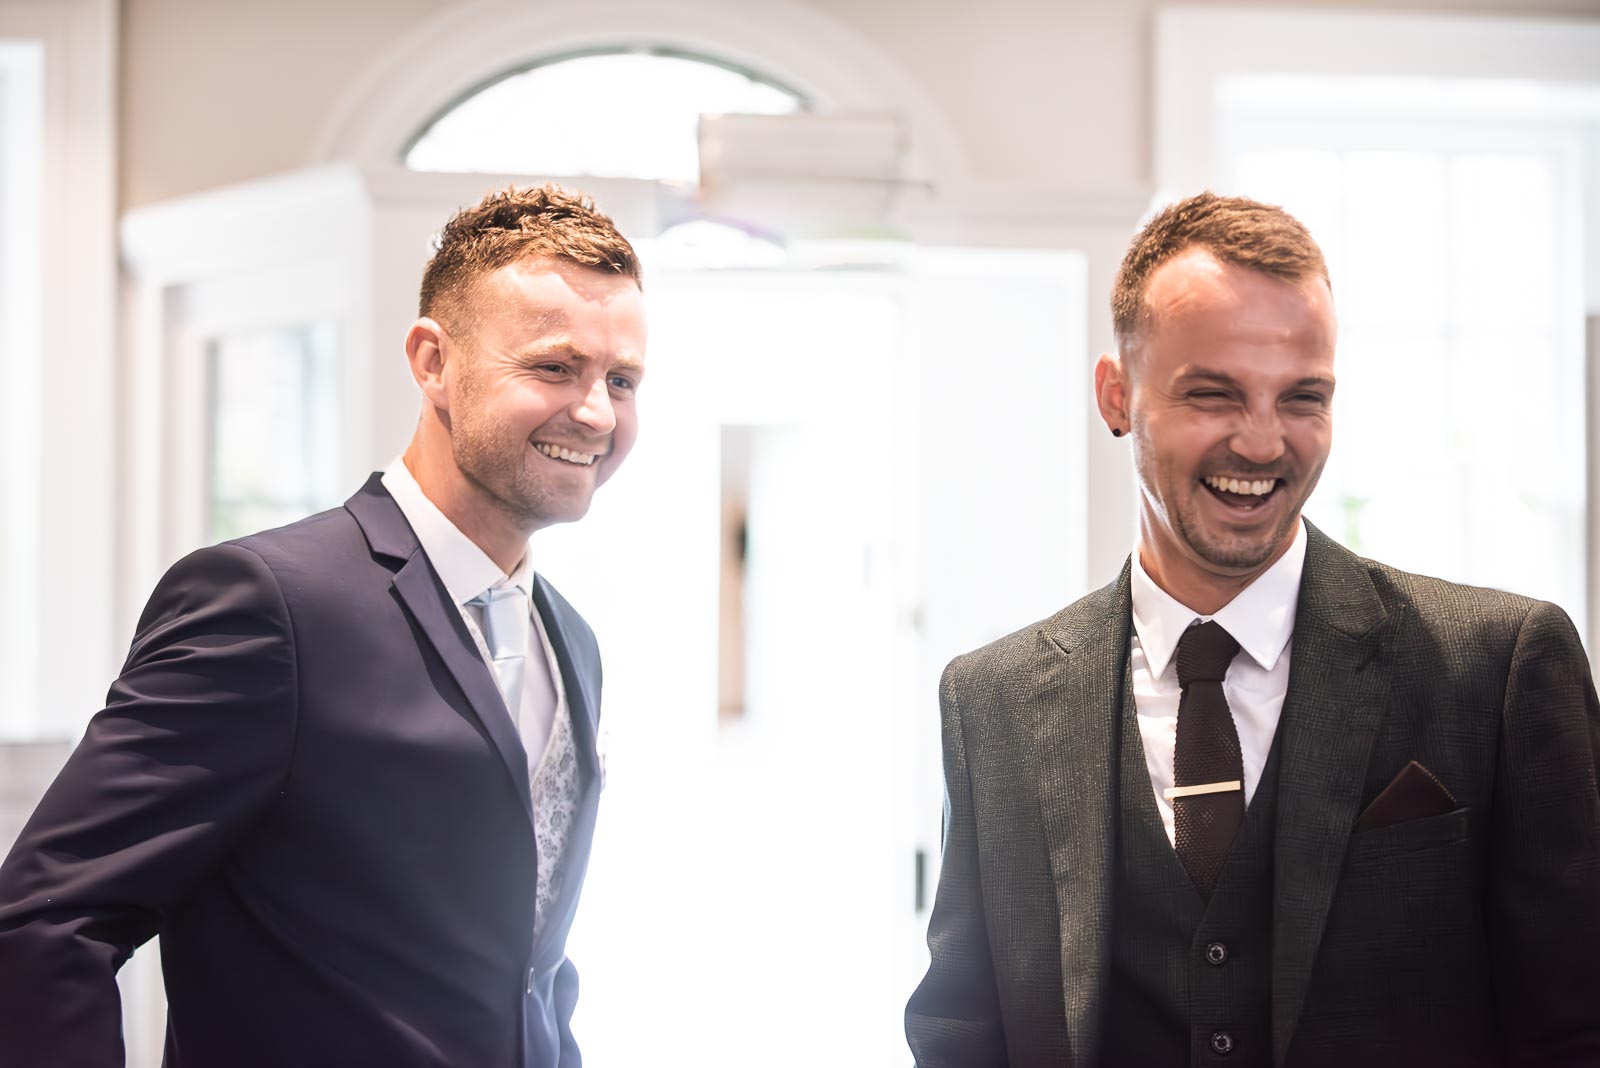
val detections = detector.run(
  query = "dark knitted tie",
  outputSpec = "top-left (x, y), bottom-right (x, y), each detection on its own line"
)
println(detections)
top-left (1171, 620), bottom-right (1244, 900)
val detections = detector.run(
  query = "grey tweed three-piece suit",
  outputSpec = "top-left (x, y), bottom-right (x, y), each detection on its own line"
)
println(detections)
top-left (907, 523), bottom-right (1600, 1066)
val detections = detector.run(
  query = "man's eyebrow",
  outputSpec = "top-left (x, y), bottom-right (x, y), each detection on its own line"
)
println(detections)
top-left (1287, 375), bottom-right (1336, 391)
top-left (1172, 369), bottom-right (1336, 391)
top-left (517, 343), bottom-right (645, 376)
top-left (518, 340), bottom-right (582, 360)
top-left (1173, 368), bottom-right (1239, 387)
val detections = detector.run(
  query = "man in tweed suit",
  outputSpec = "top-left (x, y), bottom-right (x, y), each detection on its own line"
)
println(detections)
top-left (906, 193), bottom-right (1600, 1066)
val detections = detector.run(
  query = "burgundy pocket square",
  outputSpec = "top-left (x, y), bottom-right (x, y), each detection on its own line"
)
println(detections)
top-left (1354, 760), bottom-right (1457, 832)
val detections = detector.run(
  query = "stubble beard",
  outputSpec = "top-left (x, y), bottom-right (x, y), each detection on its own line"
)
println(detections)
top-left (1138, 443), bottom-right (1310, 575)
top-left (453, 417), bottom-right (555, 529)
top-left (450, 367), bottom-right (566, 531)
top-left (1168, 491), bottom-right (1297, 571)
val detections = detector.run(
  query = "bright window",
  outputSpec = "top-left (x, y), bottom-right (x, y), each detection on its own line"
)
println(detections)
top-left (405, 50), bottom-right (807, 182)
top-left (207, 322), bottom-right (341, 542)
top-left (1215, 75), bottom-right (1594, 638)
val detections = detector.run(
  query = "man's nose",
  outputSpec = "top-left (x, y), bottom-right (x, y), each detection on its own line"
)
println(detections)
top-left (570, 375), bottom-right (617, 435)
top-left (1229, 408), bottom-right (1286, 466)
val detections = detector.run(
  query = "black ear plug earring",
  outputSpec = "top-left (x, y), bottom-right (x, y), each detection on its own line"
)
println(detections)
top-left (1111, 428), bottom-right (1123, 438)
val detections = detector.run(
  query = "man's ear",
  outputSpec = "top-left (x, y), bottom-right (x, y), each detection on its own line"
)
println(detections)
top-left (1094, 351), bottom-right (1131, 435)
top-left (405, 318), bottom-right (452, 411)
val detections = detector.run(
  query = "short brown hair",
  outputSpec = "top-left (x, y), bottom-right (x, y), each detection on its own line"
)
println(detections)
top-left (419, 184), bottom-right (642, 337)
top-left (1112, 192), bottom-right (1328, 350)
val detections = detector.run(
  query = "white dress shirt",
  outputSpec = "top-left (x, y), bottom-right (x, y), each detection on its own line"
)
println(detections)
top-left (381, 458), bottom-right (563, 771)
top-left (1130, 520), bottom-right (1307, 847)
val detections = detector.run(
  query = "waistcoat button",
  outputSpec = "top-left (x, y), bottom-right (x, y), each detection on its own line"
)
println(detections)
top-left (1211, 1031), bottom-right (1235, 1055)
top-left (1205, 941), bottom-right (1229, 965)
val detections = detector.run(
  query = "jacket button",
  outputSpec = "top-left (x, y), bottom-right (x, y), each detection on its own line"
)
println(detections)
top-left (526, 966), bottom-right (536, 995)
top-left (1211, 1031), bottom-right (1235, 1055)
top-left (1205, 941), bottom-right (1229, 965)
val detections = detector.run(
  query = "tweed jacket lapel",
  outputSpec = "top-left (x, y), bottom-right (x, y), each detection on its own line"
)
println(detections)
top-left (1035, 562), bottom-right (1133, 1067)
top-left (1269, 522), bottom-right (1395, 1064)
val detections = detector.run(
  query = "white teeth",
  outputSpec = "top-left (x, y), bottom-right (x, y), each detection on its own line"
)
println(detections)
top-left (536, 443), bottom-right (596, 466)
top-left (1205, 475), bottom-right (1276, 497)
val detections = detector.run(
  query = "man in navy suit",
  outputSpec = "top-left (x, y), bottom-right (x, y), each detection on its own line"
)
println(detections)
top-left (0, 184), bottom-right (647, 1066)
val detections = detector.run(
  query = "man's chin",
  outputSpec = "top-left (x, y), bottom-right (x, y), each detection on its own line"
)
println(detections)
top-left (1197, 545), bottom-right (1277, 573)
top-left (1186, 526), bottom-right (1295, 573)
top-left (523, 497), bottom-right (594, 529)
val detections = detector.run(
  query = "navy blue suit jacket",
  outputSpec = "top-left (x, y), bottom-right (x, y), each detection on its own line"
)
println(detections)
top-left (0, 475), bottom-right (605, 1066)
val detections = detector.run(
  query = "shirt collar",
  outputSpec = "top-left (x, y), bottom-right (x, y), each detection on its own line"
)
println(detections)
top-left (381, 456), bottom-right (531, 606)
top-left (1130, 518), bottom-right (1307, 678)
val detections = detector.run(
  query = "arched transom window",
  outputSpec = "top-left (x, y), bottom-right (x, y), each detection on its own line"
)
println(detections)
top-left (404, 48), bottom-right (809, 183)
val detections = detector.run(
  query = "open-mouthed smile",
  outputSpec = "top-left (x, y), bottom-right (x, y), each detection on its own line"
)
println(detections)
top-left (1201, 474), bottom-right (1282, 510)
top-left (533, 442), bottom-right (599, 467)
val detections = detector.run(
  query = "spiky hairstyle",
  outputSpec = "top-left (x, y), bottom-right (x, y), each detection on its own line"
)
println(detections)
top-left (419, 184), bottom-right (641, 337)
top-left (1112, 192), bottom-right (1328, 350)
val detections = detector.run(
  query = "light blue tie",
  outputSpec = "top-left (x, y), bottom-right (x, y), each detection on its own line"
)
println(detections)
top-left (470, 584), bottom-right (529, 717)
top-left (472, 581), bottom-right (576, 933)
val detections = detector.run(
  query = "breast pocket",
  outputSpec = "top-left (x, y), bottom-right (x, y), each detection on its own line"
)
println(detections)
top-left (1345, 806), bottom-right (1471, 863)
top-left (1322, 806), bottom-right (1480, 970)
top-left (1308, 804), bottom-right (1491, 1046)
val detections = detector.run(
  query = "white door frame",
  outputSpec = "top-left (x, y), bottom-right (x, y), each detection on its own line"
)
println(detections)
top-left (0, 0), bottom-right (116, 740)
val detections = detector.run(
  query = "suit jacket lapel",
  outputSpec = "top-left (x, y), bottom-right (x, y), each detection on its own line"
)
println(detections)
top-left (533, 576), bottom-right (601, 785)
top-left (345, 475), bottom-right (535, 829)
top-left (1270, 523), bottom-right (1394, 1064)
top-left (531, 575), bottom-right (602, 956)
top-left (1034, 564), bottom-right (1131, 1068)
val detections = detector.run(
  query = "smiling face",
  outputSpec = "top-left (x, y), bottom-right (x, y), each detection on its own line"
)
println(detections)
top-left (442, 257), bottom-right (646, 532)
top-left (1099, 246), bottom-right (1336, 605)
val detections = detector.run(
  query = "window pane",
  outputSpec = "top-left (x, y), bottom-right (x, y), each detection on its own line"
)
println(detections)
top-left (1449, 152), bottom-right (1558, 329)
top-left (1222, 81), bottom-right (1586, 638)
top-left (1232, 148), bottom-right (1343, 240)
top-left (1306, 331), bottom-right (1455, 567)
top-left (406, 51), bottom-right (806, 182)
top-left (207, 323), bottom-right (340, 542)
top-left (1343, 150), bottom-right (1448, 330)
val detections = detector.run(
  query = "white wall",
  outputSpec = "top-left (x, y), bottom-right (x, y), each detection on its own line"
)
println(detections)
top-left (121, 0), bottom-right (1600, 210)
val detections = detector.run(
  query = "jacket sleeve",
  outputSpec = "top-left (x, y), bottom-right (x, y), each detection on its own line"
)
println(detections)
top-left (1489, 601), bottom-right (1600, 1065)
top-left (0, 543), bottom-right (298, 1067)
top-left (905, 660), bottom-right (1009, 1066)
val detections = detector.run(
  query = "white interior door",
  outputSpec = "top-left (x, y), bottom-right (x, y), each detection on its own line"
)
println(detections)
top-left (541, 271), bottom-right (908, 1066)
top-left (544, 251), bottom-right (1087, 1066)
